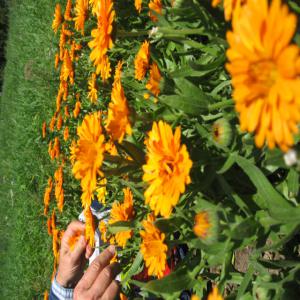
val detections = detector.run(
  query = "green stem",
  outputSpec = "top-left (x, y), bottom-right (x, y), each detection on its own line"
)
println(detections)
top-left (208, 99), bottom-right (234, 111)
top-left (159, 28), bottom-right (211, 37)
top-left (116, 30), bottom-right (149, 38)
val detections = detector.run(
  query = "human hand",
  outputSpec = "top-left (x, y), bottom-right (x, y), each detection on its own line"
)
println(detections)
top-left (56, 220), bottom-right (94, 288)
top-left (74, 245), bottom-right (121, 300)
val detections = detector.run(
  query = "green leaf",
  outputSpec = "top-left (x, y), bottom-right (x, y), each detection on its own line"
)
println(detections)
top-left (122, 252), bottom-right (144, 283)
top-left (117, 141), bottom-right (145, 165)
top-left (230, 217), bottom-right (258, 240)
top-left (217, 155), bottom-right (236, 174)
top-left (108, 221), bottom-right (135, 234)
top-left (286, 169), bottom-right (299, 198)
top-left (234, 154), bottom-right (300, 222)
top-left (154, 217), bottom-right (184, 232)
top-left (236, 264), bottom-right (255, 299)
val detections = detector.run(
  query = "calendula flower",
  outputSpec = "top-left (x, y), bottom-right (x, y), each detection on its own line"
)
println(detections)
top-left (212, 118), bottom-right (232, 147)
top-left (193, 211), bottom-right (211, 239)
top-left (44, 290), bottom-right (49, 300)
top-left (134, 41), bottom-right (150, 80)
top-left (99, 220), bottom-right (108, 242)
top-left (140, 214), bottom-right (167, 278)
top-left (74, 0), bottom-right (89, 35)
top-left (70, 41), bottom-right (82, 61)
top-left (109, 188), bottom-right (134, 248)
top-left (149, 0), bottom-right (162, 22)
top-left (72, 112), bottom-right (105, 207)
top-left (105, 139), bottom-right (118, 156)
top-left (64, 0), bottom-right (73, 21)
top-left (135, 0), bottom-right (142, 13)
top-left (73, 101), bottom-right (81, 118)
top-left (63, 126), bottom-right (70, 141)
top-left (106, 62), bottom-right (132, 143)
top-left (52, 4), bottom-right (63, 34)
top-left (88, 73), bottom-right (98, 103)
top-left (143, 121), bottom-right (192, 218)
top-left (146, 62), bottom-right (162, 97)
top-left (60, 49), bottom-right (74, 84)
top-left (43, 177), bottom-right (53, 216)
top-left (96, 177), bottom-right (107, 204)
top-left (53, 137), bottom-right (60, 159)
top-left (54, 166), bottom-right (64, 211)
top-left (85, 207), bottom-right (96, 247)
top-left (226, 0), bottom-right (300, 151)
top-left (56, 114), bottom-right (63, 131)
top-left (55, 53), bottom-right (60, 69)
top-left (52, 229), bottom-right (60, 258)
top-left (208, 286), bottom-right (223, 300)
top-left (88, 0), bottom-right (115, 79)
top-left (68, 230), bottom-right (82, 251)
top-left (120, 293), bottom-right (127, 300)
top-left (212, 0), bottom-right (246, 20)
top-left (42, 122), bottom-right (47, 138)
top-left (191, 295), bottom-right (200, 300)
top-left (49, 115), bottom-right (56, 132)
top-left (64, 105), bottom-right (70, 118)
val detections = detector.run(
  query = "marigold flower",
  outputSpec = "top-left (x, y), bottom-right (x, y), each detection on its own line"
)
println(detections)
top-left (143, 121), bottom-right (192, 218)
top-left (140, 214), bottom-right (167, 278)
top-left (135, 0), bottom-right (142, 13)
top-left (54, 166), bottom-right (64, 211)
top-left (55, 53), bottom-right (60, 69)
top-left (73, 101), bottom-right (81, 118)
top-left (146, 62), bottom-right (162, 97)
top-left (60, 49), bottom-right (74, 85)
top-left (105, 139), bottom-right (118, 156)
top-left (63, 126), bottom-right (70, 141)
top-left (109, 188), bottom-right (134, 248)
top-left (88, 0), bottom-right (115, 79)
top-left (43, 177), bottom-right (53, 216)
top-left (120, 293), bottom-right (128, 300)
top-left (193, 211), bottom-right (211, 239)
top-left (68, 230), bottom-right (82, 251)
top-left (191, 295), bottom-right (200, 300)
top-left (53, 137), bottom-right (60, 159)
top-left (149, 0), bottom-right (162, 22)
top-left (56, 114), bottom-right (63, 131)
top-left (88, 73), bottom-right (98, 103)
top-left (85, 207), bottom-right (95, 247)
top-left (74, 0), bottom-right (89, 35)
top-left (134, 41), bottom-right (150, 80)
top-left (89, 0), bottom-right (101, 15)
top-left (208, 286), bottom-right (223, 300)
top-left (64, 0), bottom-right (73, 21)
top-left (52, 229), bottom-right (60, 258)
top-left (212, 0), bottom-right (246, 20)
top-left (72, 112), bottom-right (105, 207)
top-left (49, 115), bottom-right (56, 132)
top-left (96, 178), bottom-right (107, 204)
top-left (64, 105), bottom-right (70, 118)
top-left (52, 4), bottom-right (63, 34)
top-left (47, 217), bottom-right (52, 236)
top-left (42, 122), bottom-right (47, 138)
top-left (70, 41), bottom-right (81, 61)
top-left (226, 0), bottom-right (300, 151)
top-left (99, 220), bottom-right (107, 242)
top-left (44, 290), bottom-right (49, 300)
top-left (106, 63), bottom-right (132, 143)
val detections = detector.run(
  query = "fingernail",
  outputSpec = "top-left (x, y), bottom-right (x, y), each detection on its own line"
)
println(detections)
top-left (108, 245), bottom-right (115, 255)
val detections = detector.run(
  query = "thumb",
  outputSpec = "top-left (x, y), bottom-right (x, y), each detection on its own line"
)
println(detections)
top-left (71, 235), bottom-right (87, 261)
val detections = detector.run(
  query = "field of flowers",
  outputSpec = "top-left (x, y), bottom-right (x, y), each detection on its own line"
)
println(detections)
top-left (1, 0), bottom-right (300, 299)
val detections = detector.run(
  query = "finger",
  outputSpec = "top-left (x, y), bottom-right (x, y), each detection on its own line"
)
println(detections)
top-left (77, 245), bottom-right (116, 290)
top-left (71, 235), bottom-right (87, 261)
top-left (61, 221), bottom-right (85, 247)
top-left (85, 244), bottom-right (94, 259)
top-left (101, 280), bottom-right (120, 300)
top-left (90, 263), bottom-right (121, 297)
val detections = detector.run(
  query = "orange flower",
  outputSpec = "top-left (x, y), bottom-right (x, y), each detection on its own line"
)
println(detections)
top-left (120, 293), bottom-right (128, 300)
top-left (47, 217), bottom-right (52, 235)
top-left (52, 229), bottom-right (60, 258)
top-left (68, 230), bottom-right (82, 251)
top-left (146, 62), bottom-right (162, 97)
top-left (44, 290), bottom-right (49, 300)
top-left (88, 0), bottom-right (115, 79)
top-left (56, 114), bottom-right (63, 131)
top-left (64, 0), bottom-right (73, 21)
top-left (73, 101), bottom-right (81, 118)
top-left (109, 188), bottom-right (134, 248)
top-left (49, 115), bottom-right (56, 132)
top-left (191, 295), bottom-right (200, 300)
top-left (149, 0), bottom-right (162, 22)
top-left (43, 177), bottom-right (53, 216)
top-left (140, 214), bottom-right (167, 278)
top-left (89, 0), bottom-right (101, 15)
top-left (64, 126), bottom-right (70, 141)
top-left (70, 41), bottom-right (82, 61)
top-left (74, 0), bottom-right (89, 35)
top-left (106, 62), bottom-right (132, 143)
top-left (53, 137), bottom-right (60, 159)
top-left (54, 166), bottom-right (64, 212)
top-left (88, 73), bottom-right (98, 103)
top-left (143, 121), bottom-right (192, 218)
top-left (96, 178), bottom-right (107, 204)
top-left (64, 105), bottom-right (70, 118)
top-left (72, 112), bottom-right (105, 207)
top-left (99, 220), bottom-right (107, 242)
top-left (55, 53), bottom-right (60, 69)
top-left (135, 0), bottom-right (142, 13)
top-left (52, 4), bottom-right (63, 34)
top-left (42, 122), bottom-right (47, 138)
top-left (134, 41), bottom-right (150, 80)
top-left (60, 49), bottom-right (74, 85)
top-left (208, 286), bottom-right (223, 300)
top-left (226, 0), bottom-right (300, 151)
top-left (193, 211), bottom-right (211, 239)
top-left (85, 207), bottom-right (95, 247)
top-left (105, 139), bottom-right (118, 156)
top-left (212, 0), bottom-right (246, 20)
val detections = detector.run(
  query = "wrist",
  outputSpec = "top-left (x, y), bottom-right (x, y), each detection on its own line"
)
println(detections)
top-left (56, 272), bottom-right (75, 289)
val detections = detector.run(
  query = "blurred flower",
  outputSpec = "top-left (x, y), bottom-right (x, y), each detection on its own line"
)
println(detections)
top-left (109, 188), bottom-right (134, 248)
top-left (143, 121), bottom-right (192, 218)
top-left (135, 0), bottom-right (142, 13)
top-left (64, 105), bottom-right (70, 118)
top-left (54, 166), bottom-right (64, 212)
top-left (74, 0), bottom-right (89, 35)
top-left (146, 62), bottom-right (162, 97)
top-left (149, 0), bottom-right (162, 22)
top-left (191, 295), bottom-right (200, 300)
top-left (212, 118), bottom-right (232, 147)
top-left (208, 286), bottom-right (223, 300)
top-left (60, 49), bottom-right (74, 84)
top-left (73, 101), bottom-right (81, 118)
top-left (72, 112), bottom-right (105, 207)
top-left (106, 62), bottom-right (132, 143)
top-left (134, 41), bottom-right (150, 80)
top-left (226, 0), bottom-right (300, 151)
top-left (52, 229), bottom-right (60, 259)
top-left (52, 4), bottom-right (63, 34)
top-left (70, 41), bottom-right (82, 61)
top-left (140, 214), bottom-right (167, 278)
top-left (88, 0), bottom-right (115, 79)
top-left (88, 73), bottom-right (98, 103)
top-left (284, 149), bottom-right (298, 167)
top-left (44, 290), bottom-right (49, 300)
top-left (85, 207), bottom-right (96, 247)
top-left (63, 126), bottom-right (70, 141)
top-left (42, 122), bottom-right (47, 138)
top-left (55, 53), bottom-right (60, 69)
top-left (193, 211), bottom-right (211, 239)
top-left (49, 115), bottom-right (56, 132)
top-left (53, 137), bottom-right (60, 159)
top-left (120, 293), bottom-right (127, 300)
top-left (96, 178), bottom-right (107, 204)
top-left (99, 220), bottom-right (107, 242)
top-left (64, 0), bottom-right (73, 21)
top-left (43, 177), bottom-right (53, 216)
top-left (68, 230), bottom-right (82, 251)
top-left (56, 114), bottom-right (63, 131)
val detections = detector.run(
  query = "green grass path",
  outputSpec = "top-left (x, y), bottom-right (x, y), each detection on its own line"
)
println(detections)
top-left (0, 0), bottom-right (59, 298)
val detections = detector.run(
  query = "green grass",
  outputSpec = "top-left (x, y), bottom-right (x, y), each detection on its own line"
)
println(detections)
top-left (0, 0), bottom-right (60, 298)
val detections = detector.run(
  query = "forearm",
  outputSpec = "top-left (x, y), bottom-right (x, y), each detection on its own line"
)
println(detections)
top-left (50, 277), bottom-right (74, 300)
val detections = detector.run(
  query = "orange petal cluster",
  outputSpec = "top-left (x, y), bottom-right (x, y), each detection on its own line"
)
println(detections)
top-left (134, 41), bottom-right (150, 80)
